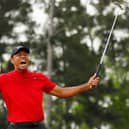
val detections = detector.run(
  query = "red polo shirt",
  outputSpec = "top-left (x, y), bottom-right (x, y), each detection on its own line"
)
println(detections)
top-left (0, 70), bottom-right (56, 122)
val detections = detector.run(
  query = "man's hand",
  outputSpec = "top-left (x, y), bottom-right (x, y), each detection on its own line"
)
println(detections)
top-left (87, 73), bottom-right (100, 88)
top-left (49, 73), bottom-right (100, 98)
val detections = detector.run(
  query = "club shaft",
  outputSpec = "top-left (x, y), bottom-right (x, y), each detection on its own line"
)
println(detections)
top-left (100, 14), bottom-right (118, 64)
top-left (96, 14), bottom-right (118, 76)
top-left (96, 64), bottom-right (102, 76)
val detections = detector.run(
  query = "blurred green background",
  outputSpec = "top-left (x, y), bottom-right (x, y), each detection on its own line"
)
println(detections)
top-left (0, 0), bottom-right (129, 129)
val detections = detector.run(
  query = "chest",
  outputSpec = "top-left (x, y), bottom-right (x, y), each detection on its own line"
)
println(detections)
top-left (1, 76), bottom-right (44, 96)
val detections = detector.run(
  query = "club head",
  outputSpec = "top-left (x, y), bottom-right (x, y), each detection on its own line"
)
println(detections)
top-left (112, 2), bottom-right (125, 15)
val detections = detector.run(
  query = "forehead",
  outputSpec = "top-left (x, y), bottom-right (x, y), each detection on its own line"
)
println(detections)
top-left (16, 50), bottom-right (28, 54)
top-left (12, 51), bottom-right (29, 58)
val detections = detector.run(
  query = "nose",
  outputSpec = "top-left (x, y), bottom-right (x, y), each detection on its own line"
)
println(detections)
top-left (21, 54), bottom-right (26, 57)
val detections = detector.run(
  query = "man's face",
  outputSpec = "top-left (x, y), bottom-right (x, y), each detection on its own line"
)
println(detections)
top-left (11, 51), bottom-right (29, 71)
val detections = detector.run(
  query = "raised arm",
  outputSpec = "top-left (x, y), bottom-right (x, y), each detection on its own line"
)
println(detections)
top-left (49, 73), bottom-right (100, 98)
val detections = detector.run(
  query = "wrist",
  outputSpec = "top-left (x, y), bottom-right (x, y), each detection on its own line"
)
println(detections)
top-left (87, 82), bottom-right (93, 89)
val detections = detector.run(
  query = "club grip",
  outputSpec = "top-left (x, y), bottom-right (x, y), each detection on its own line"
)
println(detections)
top-left (96, 64), bottom-right (102, 76)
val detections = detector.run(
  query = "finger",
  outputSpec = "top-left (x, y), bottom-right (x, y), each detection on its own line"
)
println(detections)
top-left (91, 73), bottom-right (97, 79)
top-left (93, 79), bottom-right (99, 85)
top-left (96, 77), bottom-right (100, 80)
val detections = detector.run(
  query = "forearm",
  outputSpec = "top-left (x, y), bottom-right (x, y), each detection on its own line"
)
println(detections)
top-left (61, 83), bottom-right (93, 98)
top-left (49, 73), bottom-right (99, 98)
top-left (50, 83), bottom-right (93, 98)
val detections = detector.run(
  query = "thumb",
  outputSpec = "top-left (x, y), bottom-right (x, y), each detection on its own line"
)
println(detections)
top-left (91, 73), bottom-right (97, 79)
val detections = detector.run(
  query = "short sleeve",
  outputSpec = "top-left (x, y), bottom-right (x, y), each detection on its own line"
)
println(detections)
top-left (38, 73), bottom-right (57, 93)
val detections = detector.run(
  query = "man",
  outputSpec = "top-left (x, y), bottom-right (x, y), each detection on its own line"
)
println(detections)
top-left (0, 45), bottom-right (99, 129)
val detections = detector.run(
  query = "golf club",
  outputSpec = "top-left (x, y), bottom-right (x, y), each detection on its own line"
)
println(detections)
top-left (96, 2), bottom-right (125, 76)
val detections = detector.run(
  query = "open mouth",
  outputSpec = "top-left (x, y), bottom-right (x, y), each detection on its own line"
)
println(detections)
top-left (20, 60), bottom-right (27, 65)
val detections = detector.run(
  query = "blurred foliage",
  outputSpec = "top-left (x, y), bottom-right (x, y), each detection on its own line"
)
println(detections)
top-left (0, 0), bottom-right (129, 129)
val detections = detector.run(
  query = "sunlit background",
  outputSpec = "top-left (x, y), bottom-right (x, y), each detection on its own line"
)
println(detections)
top-left (0, 0), bottom-right (129, 129)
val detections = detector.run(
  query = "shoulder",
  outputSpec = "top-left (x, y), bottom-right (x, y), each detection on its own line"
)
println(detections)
top-left (30, 71), bottom-right (49, 80)
top-left (0, 71), bottom-right (13, 83)
top-left (0, 71), bottom-right (12, 79)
